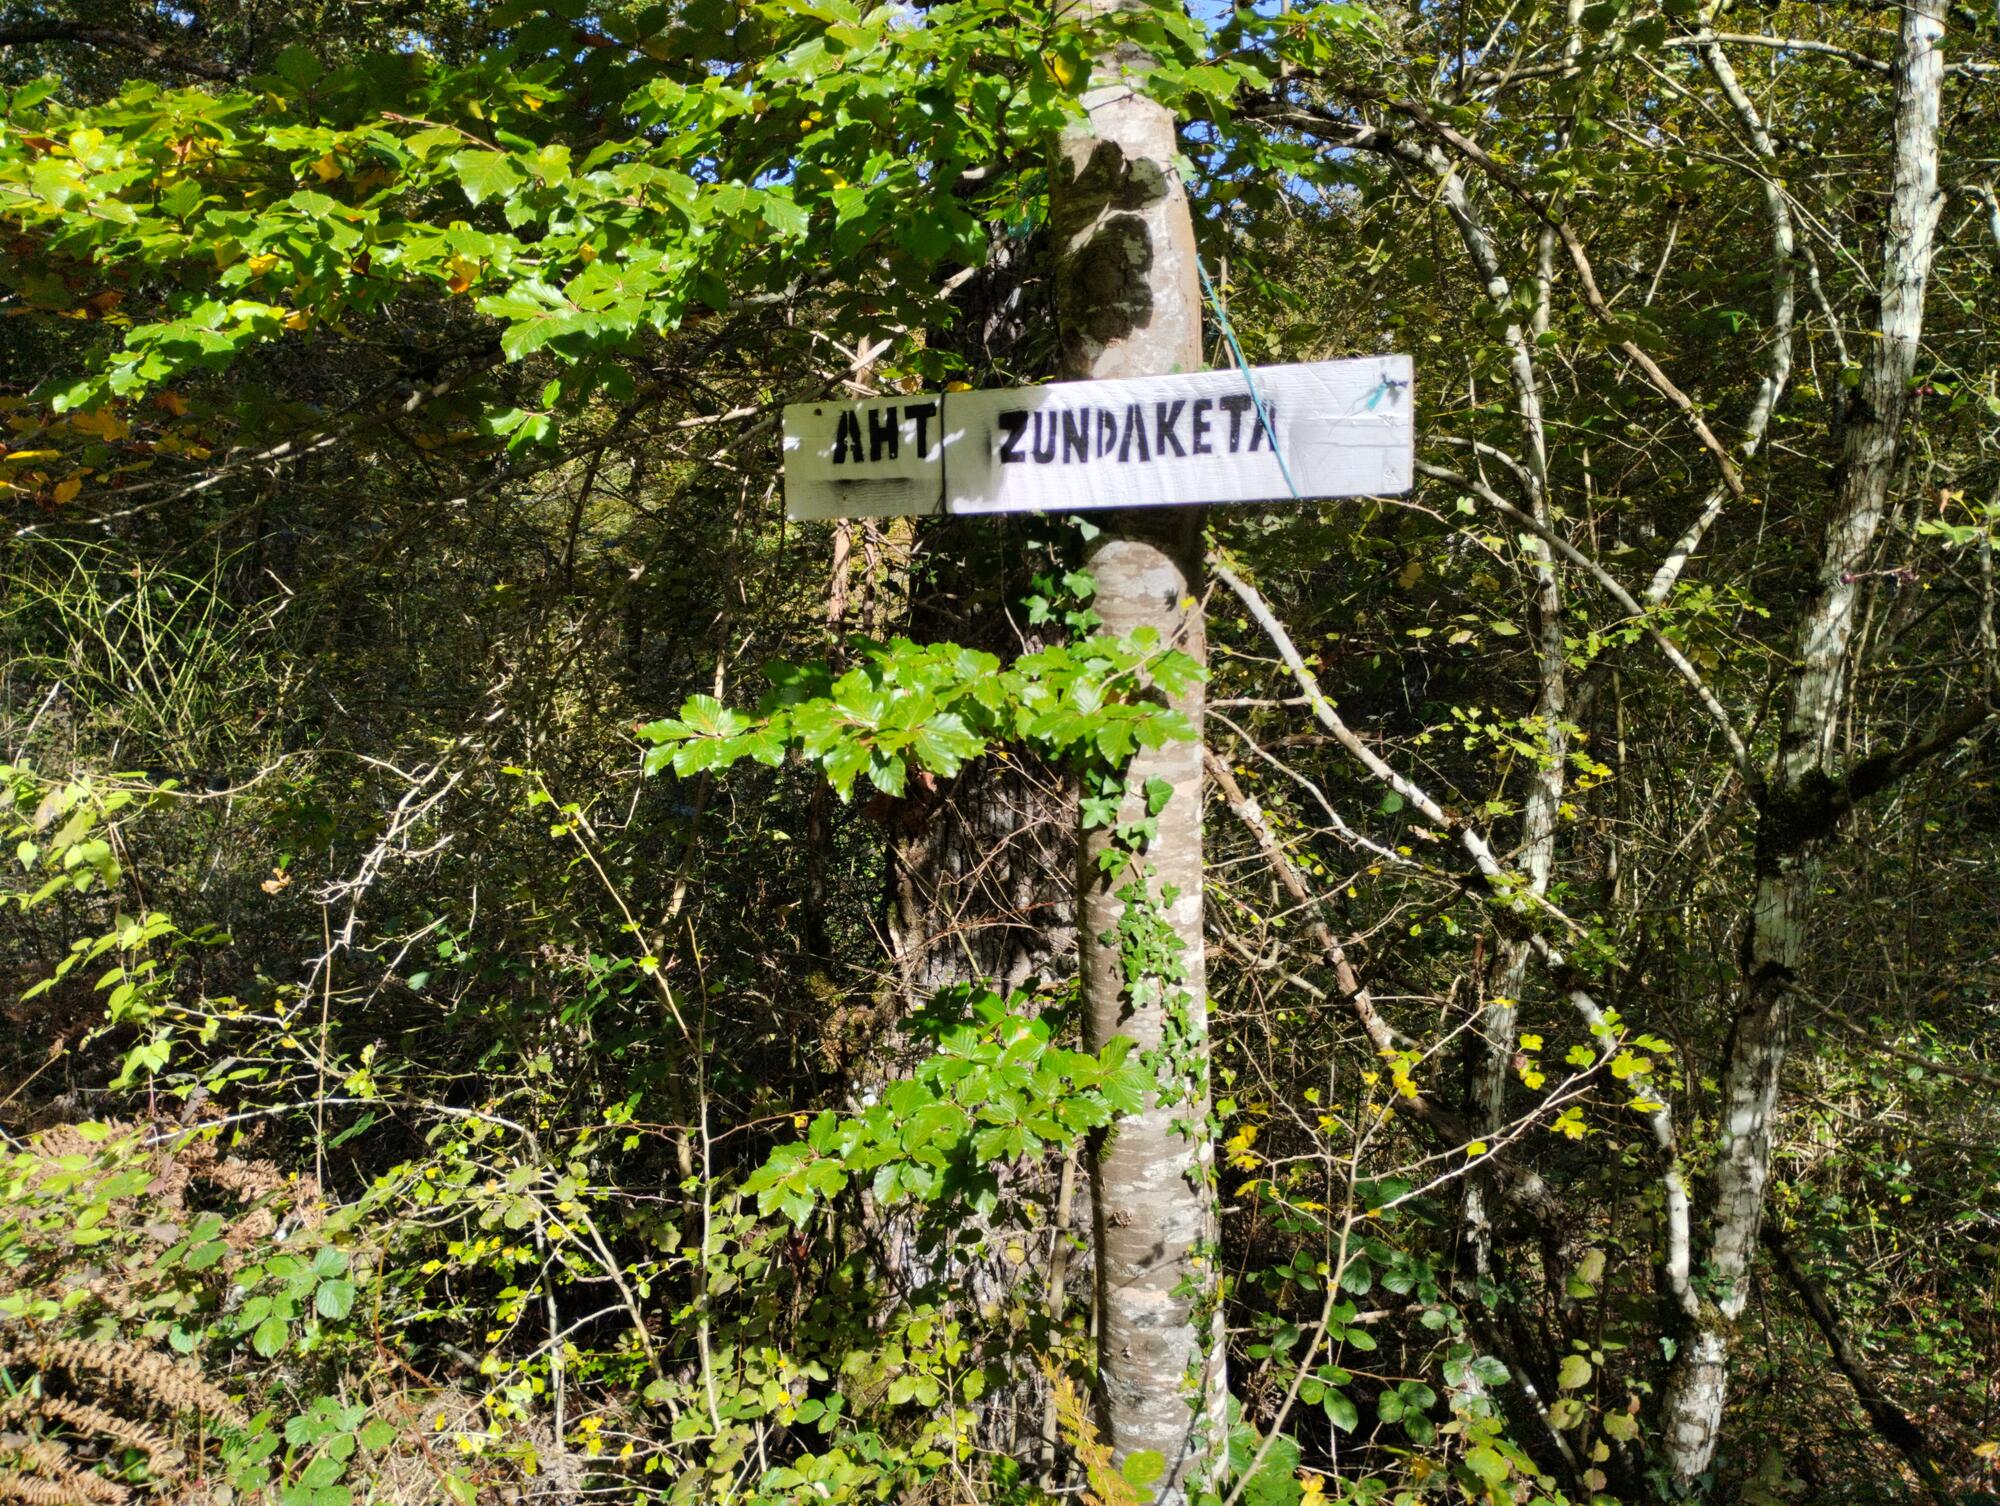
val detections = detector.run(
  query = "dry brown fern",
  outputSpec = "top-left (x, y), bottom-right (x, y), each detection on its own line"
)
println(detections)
top-left (0, 1341), bottom-right (240, 1428)
top-left (6, 1397), bottom-right (175, 1476)
top-left (152, 1484), bottom-right (225, 1506)
top-left (176, 1131), bottom-right (322, 1227)
top-left (0, 1468), bottom-right (94, 1505)
top-left (0, 1441), bottom-right (127, 1506)
top-left (26, 1118), bottom-right (323, 1260)
top-left (153, 1484), bottom-right (225, 1506)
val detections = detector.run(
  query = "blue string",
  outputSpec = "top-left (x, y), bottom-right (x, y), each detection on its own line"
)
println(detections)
top-left (1194, 250), bottom-right (1302, 502)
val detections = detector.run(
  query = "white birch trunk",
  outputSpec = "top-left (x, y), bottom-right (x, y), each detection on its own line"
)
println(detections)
top-left (1658, 0), bottom-right (1947, 1479)
top-left (1049, 11), bottom-right (1224, 1500)
top-left (1424, 151), bottom-right (1564, 1286)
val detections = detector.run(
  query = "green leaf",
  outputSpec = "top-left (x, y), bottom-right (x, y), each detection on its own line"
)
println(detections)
top-left (1557, 1353), bottom-right (1592, 1390)
top-left (184, 1239), bottom-right (229, 1271)
top-left (272, 46), bottom-right (324, 88)
top-left (760, 192), bottom-right (810, 238)
top-left (315, 1279), bottom-right (357, 1320)
top-left (1121, 1449), bottom-right (1166, 1490)
top-left (1548, 1396), bottom-right (1587, 1429)
top-left (909, 711), bottom-right (983, 776)
top-left (452, 149), bottom-right (526, 207)
top-left (252, 1313), bottom-right (289, 1358)
top-left (1322, 1389), bottom-right (1358, 1431)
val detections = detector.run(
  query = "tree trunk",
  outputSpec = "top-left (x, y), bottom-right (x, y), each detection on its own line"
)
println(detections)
top-left (1658, 0), bottom-right (1947, 1481)
top-left (1049, 16), bottom-right (1224, 1502)
top-left (877, 227), bottom-right (1075, 1460)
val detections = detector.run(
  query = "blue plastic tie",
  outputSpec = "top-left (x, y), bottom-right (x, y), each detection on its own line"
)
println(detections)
top-left (1195, 250), bottom-right (1302, 503)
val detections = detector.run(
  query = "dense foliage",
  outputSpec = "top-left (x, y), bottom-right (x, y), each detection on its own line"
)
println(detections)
top-left (1, 0), bottom-right (1996, 1504)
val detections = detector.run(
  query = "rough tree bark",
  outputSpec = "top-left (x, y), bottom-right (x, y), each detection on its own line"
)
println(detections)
top-left (875, 227), bottom-right (1075, 1460)
top-left (892, 220), bottom-right (1073, 1006)
top-left (1049, 7), bottom-right (1224, 1498)
top-left (1658, 0), bottom-right (1948, 1481)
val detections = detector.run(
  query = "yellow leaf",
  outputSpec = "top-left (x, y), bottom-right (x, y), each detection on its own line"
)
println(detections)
top-left (311, 152), bottom-right (342, 182)
top-left (52, 476), bottom-right (81, 504)
top-left (1, 449), bottom-right (60, 463)
top-left (68, 408), bottom-right (129, 441)
top-left (246, 252), bottom-right (281, 276)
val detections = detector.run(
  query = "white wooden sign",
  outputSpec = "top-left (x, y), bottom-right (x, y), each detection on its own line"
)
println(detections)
top-left (781, 393), bottom-right (945, 520)
top-left (782, 356), bottom-right (1412, 521)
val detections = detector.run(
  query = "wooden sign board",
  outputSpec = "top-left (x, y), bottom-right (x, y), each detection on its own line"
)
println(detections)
top-left (782, 356), bottom-right (1412, 521)
top-left (780, 393), bottom-right (945, 520)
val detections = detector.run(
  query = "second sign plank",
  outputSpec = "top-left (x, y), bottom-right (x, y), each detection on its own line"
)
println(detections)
top-left (783, 355), bottom-right (1413, 521)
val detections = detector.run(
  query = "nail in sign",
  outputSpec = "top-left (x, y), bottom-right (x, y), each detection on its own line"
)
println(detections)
top-left (783, 356), bottom-right (1412, 520)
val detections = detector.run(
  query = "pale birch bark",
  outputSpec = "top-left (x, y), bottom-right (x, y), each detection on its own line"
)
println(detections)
top-left (1658, 0), bottom-right (1948, 1479)
top-left (1367, 114), bottom-right (1568, 1285)
top-left (1634, 40), bottom-right (1801, 610)
top-left (1216, 557), bottom-right (1701, 1322)
top-left (1433, 159), bottom-right (1566, 1281)
top-left (1050, 7), bottom-right (1223, 1497)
